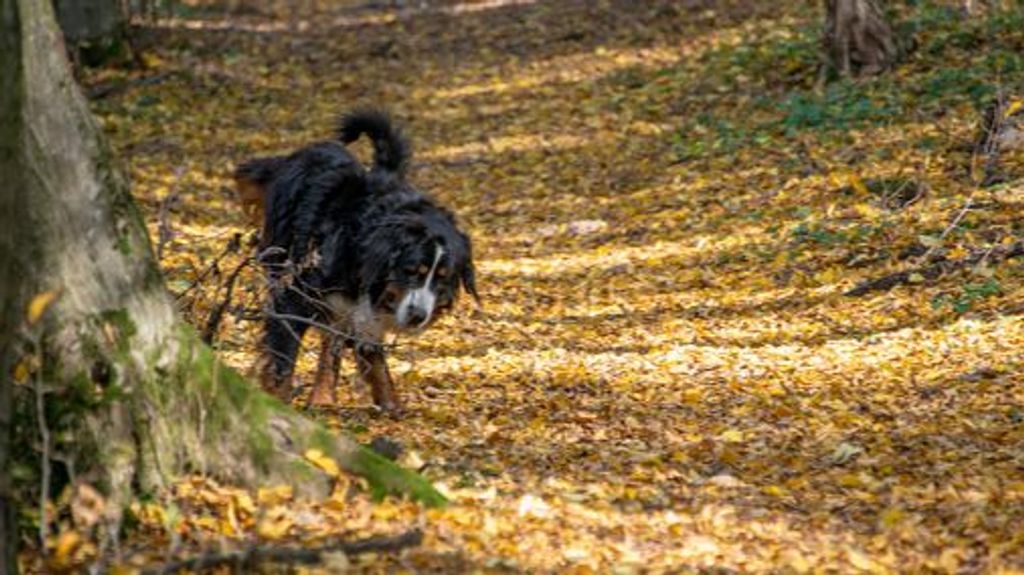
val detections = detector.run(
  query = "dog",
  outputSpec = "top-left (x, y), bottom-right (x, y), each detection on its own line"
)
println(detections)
top-left (235, 109), bottom-right (477, 413)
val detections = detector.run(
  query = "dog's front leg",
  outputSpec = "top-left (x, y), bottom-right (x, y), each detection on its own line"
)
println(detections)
top-left (355, 342), bottom-right (401, 414)
top-left (308, 332), bottom-right (343, 407)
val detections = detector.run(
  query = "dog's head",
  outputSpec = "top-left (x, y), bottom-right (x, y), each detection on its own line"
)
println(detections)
top-left (356, 209), bottom-right (477, 332)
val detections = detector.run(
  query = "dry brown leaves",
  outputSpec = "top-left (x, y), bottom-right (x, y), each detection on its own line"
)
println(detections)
top-left (35, 0), bottom-right (1024, 572)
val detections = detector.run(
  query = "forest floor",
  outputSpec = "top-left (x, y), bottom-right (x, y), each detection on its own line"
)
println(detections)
top-left (65, 0), bottom-right (1024, 571)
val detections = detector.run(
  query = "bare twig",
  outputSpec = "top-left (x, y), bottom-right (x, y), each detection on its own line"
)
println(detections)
top-left (262, 311), bottom-right (397, 351)
top-left (201, 256), bottom-right (251, 344)
top-left (142, 528), bottom-right (423, 575)
top-left (173, 234), bottom-right (244, 300)
top-left (918, 195), bottom-right (974, 264)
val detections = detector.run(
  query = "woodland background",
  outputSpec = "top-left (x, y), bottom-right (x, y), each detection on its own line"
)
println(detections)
top-left (4, 0), bottom-right (1024, 572)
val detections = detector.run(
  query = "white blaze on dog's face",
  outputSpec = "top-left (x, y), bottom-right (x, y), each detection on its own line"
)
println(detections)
top-left (395, 243), bottom-right (445, 330)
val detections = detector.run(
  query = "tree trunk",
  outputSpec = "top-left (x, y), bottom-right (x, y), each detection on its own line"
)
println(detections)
top-left (52, 0), bottom-right (133, 67)
top-left (53, 0), bottom-right (123, 43)
top-left (824, 0), bottom-right (899, 77)
top-left (0, 0), bottom-right (443, 565)
top-left (1, 2), bottom-right (26, 570)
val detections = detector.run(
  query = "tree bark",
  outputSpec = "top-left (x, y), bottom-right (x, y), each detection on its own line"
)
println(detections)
top-left (824, 0), bottom-right (899, 77)
top-left (0, 0), bottom-right (443, 565)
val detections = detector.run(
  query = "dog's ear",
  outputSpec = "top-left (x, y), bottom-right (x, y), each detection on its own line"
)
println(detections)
top-left (457, 231), bottom-right (480, 305)
top-left (461, 261), bottom-right (480, 304)
top-left (358, 224), bottom-right (402, 297)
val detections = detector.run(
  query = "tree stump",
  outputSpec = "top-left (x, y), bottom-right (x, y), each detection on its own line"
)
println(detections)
top-left (823, 0), bottom-right (899, 78)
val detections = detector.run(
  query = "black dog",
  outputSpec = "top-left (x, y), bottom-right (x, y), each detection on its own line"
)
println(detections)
top-left (235, 110), bottom-right (477, 412)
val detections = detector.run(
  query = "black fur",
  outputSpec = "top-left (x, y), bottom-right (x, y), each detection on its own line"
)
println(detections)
top-left (236, 110), bottom-right (477, 400)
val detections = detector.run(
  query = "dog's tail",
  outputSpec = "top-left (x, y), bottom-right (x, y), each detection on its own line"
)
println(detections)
top-left (337, 109), bottom-right (410, 174)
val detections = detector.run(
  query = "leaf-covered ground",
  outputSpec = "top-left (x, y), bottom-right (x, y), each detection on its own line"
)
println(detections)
top-left (66, 0), bottom-right (1024, 571)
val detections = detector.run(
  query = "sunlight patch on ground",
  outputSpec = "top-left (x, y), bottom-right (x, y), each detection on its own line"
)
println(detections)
top-left (420, 132), bottom-right (588, 162)
top-left (479, 226), bottom-right (768, 277)
top-left (425, 45), bottom-right (686, 101)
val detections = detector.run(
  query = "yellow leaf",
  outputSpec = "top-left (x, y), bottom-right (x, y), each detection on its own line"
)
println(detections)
top-left (51, 530), bottom-right (83, 569)
top-left (1005, 99), bottom-right (1023, 119)
top-left (848, 548), bottom-right (884, 573)
top-left (257, 484), bottom-right (293, 506)
top-left (815, 266), bottom-right (841, 284)
top-left (141, 53), bottom-right (165, 68)
top-left (13, 359), bottom-right (30, 383)
top-left (233, 492), bottom-right (256, 516)
top-left (256, 507), bottom-right (293, 540)
top-left (763, 485), bottom-right (786, 497)
top-left (907, 273), bottom-right (925, 284)
top-left (682, 388), bottom-right (702, 404)
top-left (192, 516), bottom-right (218, 532)
top-left (847, 174), bottom-right (870, 197)
top-left (879, 507), bottom-right (904, 528)
top-left (719, 429), bottom-right (744, 443)
top-left (27, 290), bottom-right (59, 325)
top-left (947, 246), bottom-right (969, 259)
top-left (853, 203), bottom-right (879, 219)
top-left (838, 473), bottom-right (863, 488)
top-left (304, 448), bottom-right (340, 477)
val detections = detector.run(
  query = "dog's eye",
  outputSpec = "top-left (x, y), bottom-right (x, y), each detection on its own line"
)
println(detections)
top-left (437, 267), bottom-right (449, 278)
top-left (416, 264), bottom-right (429, 276)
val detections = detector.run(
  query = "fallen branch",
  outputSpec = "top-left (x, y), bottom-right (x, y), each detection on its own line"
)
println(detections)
top-left (142, 528), bottom-right (423, 575)
top-left (845, 240), bottom-right (1024, 296)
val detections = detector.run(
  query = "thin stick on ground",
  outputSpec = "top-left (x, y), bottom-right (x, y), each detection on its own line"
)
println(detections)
top-left (918, 195), bottom-right (974, 264)
top-left (845, 239), bottom-right (1024, 296)
top-left (142, 528), bottom-right (423, 575)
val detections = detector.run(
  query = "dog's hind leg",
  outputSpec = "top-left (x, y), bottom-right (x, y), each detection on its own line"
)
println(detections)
top-left (354, 343), bottom-right (401, 415)
top-left (308, 331), bottom-right (343, 407)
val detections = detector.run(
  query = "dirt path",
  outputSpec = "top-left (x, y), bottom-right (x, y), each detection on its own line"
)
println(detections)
top-left (90, 1), bottom-right (1024, 571)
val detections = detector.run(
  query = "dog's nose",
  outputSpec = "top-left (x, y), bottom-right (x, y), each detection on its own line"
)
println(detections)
top-left (406, 307), bottom-right (429, 326)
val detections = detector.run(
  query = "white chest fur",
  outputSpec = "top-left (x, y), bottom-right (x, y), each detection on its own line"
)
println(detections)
top-left (324, 293), bottom-right (391, 342)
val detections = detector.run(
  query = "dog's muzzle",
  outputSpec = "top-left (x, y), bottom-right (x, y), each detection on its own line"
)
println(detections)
top-left (395, 243), bottom-right (445, 330)
top-left (396, 287), bottom-right (436, 330)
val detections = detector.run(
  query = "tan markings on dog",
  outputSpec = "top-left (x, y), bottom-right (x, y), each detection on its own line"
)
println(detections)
top-left (356, 345), bottom-right (400, 413)
top-left (308, 333), bottom-right (342, 407)
top-left (234, 175), bottom-right (267, 230)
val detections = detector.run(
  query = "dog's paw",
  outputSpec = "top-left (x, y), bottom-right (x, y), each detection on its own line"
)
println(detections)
top-left (372, 400), bottom-right (405, 419)
top-left (307, 387), bottom-right (337, 408)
